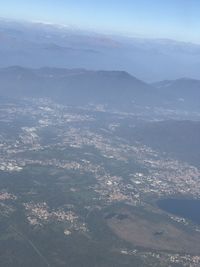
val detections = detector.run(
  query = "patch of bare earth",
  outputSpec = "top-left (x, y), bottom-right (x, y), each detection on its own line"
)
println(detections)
top-left (107, 209), bottom-right (200, 254)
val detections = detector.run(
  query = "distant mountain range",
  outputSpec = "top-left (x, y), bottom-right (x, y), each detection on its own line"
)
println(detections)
top-left (0, 66), bottom-right (199, 112)
top-left (1, 18), bottom-right (200, 81)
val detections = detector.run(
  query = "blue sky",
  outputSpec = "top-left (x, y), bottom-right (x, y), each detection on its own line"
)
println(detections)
top-left (0, 0), bottom-right (199, 43)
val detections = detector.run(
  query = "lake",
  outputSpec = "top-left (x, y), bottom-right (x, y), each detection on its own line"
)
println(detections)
top-left (157, 198), bottom-right (200, 224)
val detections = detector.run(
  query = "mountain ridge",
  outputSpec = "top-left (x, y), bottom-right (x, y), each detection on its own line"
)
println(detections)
top-left (0, 66), bottom-right (199, 112)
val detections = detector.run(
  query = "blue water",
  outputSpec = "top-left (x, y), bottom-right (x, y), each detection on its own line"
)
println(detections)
top-left (157, 198), bottom-right (200, 224)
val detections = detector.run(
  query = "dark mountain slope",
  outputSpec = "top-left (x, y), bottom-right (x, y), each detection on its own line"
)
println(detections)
top-left (117, 120), bottom-right (200, 168)
top-left (153, 78), bottom-right (200, 110)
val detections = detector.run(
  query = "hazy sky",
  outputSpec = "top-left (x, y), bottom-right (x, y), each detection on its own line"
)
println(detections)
top-left (0, 0), bottom-right (199, 42)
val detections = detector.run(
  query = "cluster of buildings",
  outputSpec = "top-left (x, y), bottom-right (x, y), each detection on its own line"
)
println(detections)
top-left (1, 98), bottom-right (200, 266)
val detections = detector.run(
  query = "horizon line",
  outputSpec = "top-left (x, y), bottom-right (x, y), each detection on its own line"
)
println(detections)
top-left (1, 16), bottom-right (200, 46)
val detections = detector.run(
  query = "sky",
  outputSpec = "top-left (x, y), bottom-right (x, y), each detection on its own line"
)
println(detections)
top-left (0, 0), bottom-right (200, 43)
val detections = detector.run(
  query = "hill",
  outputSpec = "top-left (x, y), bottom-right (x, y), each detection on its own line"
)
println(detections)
top-left (117, 120), bottom-right (200, 168)
top-left (0, 66), bottom-right (155, 108)
top-left (1, 66), bottom-right (200, 113)
top-left (153, 78), bottom-right (200, 110)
